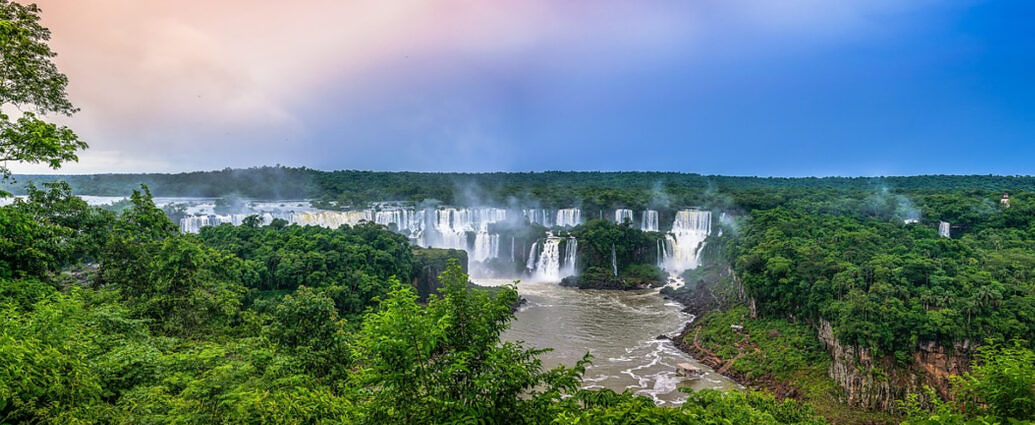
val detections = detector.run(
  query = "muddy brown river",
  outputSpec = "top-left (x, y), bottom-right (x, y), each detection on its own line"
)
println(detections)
top-left (473, 278), bottom-right (739, 406)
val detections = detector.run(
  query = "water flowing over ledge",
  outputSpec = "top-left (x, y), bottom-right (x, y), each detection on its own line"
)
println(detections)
top-left (176, 201), bottom-right (714, 285)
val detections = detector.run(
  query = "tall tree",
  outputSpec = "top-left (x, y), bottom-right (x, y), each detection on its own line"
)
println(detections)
top-left (0, 1), bottom-right (85, 191)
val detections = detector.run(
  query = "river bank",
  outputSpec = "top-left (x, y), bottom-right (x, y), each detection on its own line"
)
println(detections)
top-left (664, 277), bottom-right (902, 425)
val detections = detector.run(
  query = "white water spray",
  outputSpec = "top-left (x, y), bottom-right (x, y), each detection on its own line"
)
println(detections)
top-left (526, 242), bottom-right (539, 273)
top-left (641, 210), bottom-right (659, 232)
top-left (555, 208), bottom-right (582, 227)
top-left (661, 210), bottom-right (711, 275)
top-left (615, 209), bottom-right (634, 224)
top-left (562, 237), bottom-right (578, 277)
top-left (535, 237), bottom-right (563, 281)
top-left (611, 243), bottom-right (618, 277)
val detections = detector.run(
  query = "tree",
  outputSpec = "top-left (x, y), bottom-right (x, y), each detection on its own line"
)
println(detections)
top-left (0, 0), bottom-right (85, 189)
top-left (955, 342), bottom-right (1035, 421)
top-left (352, 260), bottom-right (586, 424)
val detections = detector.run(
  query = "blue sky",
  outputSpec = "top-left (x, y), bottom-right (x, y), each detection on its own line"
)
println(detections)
top-left (14, 0), bottom-right (1035, 176)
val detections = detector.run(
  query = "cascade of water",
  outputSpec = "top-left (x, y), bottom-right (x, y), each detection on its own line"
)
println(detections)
top-left (432, 208), bottom-right (469, 250)
top-left (611, 243), bottom-right (618, 277)
top-left (424, 207), bottom-right (508, 254)
top-left (534, 237), bottom-right (563, 281)
top-left (615, 209), bottom-right (634, 224)
top-left (510, 236), bottom-right (515, 262)
top-left (374, 210), bottom-right (414, 231)
top-left (555, 208), bottom-right (581, 227)
top-left (656, 238), bottom-right (667, 267)
top-left (524, 209), bottom-right (553, 227)
top-left (472, 232), bottom-right (499, 262)
top-left (180, 212), bottom-right (286, 233)
top-left (292, 210), bottom-right (373, 228)
top-left (939, 221), bottom-right (951, 238)
top-left (526, 242), bottom-right (539, 273)
top-left (641, 210), bottom-right (659, 232)
top-left (561, 237), bottom-right (578, 277)
top-left (661, 210), bottom-right (711, 274)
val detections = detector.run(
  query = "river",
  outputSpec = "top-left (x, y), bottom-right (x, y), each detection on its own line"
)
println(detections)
top-left (473, 277), bottom-right (739, 406)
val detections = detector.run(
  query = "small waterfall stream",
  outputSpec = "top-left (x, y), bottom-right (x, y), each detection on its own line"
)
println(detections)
top-left (614, 209), bottom-right (634, 224)
top-left (641, 210), bottom-right (659, 232)
top-left (611, 243), bottom-right (618, 277)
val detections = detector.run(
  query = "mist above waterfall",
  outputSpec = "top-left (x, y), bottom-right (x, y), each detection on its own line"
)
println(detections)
top-left (865, 186), bottom-right (921, 223)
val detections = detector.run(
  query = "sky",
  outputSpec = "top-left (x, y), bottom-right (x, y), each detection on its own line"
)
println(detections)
top-left (9, 0), bottom-right (1035, 176)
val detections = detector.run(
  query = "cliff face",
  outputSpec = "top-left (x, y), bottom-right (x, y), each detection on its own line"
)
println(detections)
top-left (411, 248), bottom-right (468, 300)
top-left (817, 320), bottom-right (972, 410)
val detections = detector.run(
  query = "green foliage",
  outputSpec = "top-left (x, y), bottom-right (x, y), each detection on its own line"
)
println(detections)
top-left (127, 236), bottom-right (246, 338)
top-left (731, 197), bottom-right (1035, 358)
top-left (7, 177), bottom-right (1035, 424)
top-left (899, 344), bottom-right (1035, 424)
top-left (0, 182), bottom-right (111, 277)
top-left (954, 342), bottom-right (1035, 421)
top-left (266, 286), bottom-right (351, 381)
top-left (0, 0), bottom-right (85, 185)
top-left (552, 388), bottom-right (827, 425)
top-left (353, 260), bottom-right (587, 424)
top-left (690, 307), bottom-right (828, 380)
top-left (197, 220), bottom-right (415, 319)
top-left (565, 219), bottom-right (665, 288)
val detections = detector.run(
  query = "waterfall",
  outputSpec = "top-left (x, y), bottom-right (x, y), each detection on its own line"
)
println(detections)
top-left (611, 243), bottom-right (618, 277)
top-left (529, 235), bottom-right (578, 282)
top-left (180, 212), bottom-right (285, 233)
top-left (661, 210), bottom-right (711, 274)
top-left (472, 232), bottom-right (499, 262)
top-left (292, 210), bottom-right (373, 228)
top-left (374, 209), bottom-right (422, 233)
top-left (641, 210), bottom-right (659, 232)
top-left (181, 204), bottom-right (558, 272)
top-left (615, 209), bottom-right (634, 224)
top-left (561, 237), bottom-right (578, 277)
top-left (524, 209), bottom-right (552, 227)
top-left (526, 242), bottom-right (539, 273)
top-left (555, 208), bottom-right (581, 227)
top-left (421, 207), bottom-right (509, 255)
top-left (939, 221), bottom-right (950, 238)
top-left (656, 238), bottom-right (668, 267)
top-left (431, 208), bottom-right (469, 251)
top-left (534, 237), bottom-right (562, 281)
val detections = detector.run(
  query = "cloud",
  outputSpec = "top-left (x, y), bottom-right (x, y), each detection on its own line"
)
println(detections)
top-left (10, 0), bottom-right (936, 173)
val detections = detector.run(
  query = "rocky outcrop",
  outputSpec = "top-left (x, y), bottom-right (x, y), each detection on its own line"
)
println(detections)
top-left (817, 319), bottom-right (972, 410)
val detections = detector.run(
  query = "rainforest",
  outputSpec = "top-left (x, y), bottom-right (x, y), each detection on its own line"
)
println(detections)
top-left (3, 1), bottom-right (1035, 424)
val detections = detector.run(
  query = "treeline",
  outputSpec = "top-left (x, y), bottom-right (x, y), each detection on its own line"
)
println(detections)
top-left (4, 166), bottom-right (320, 199)
top-left (7, 167), bottom-right (1035, 209)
